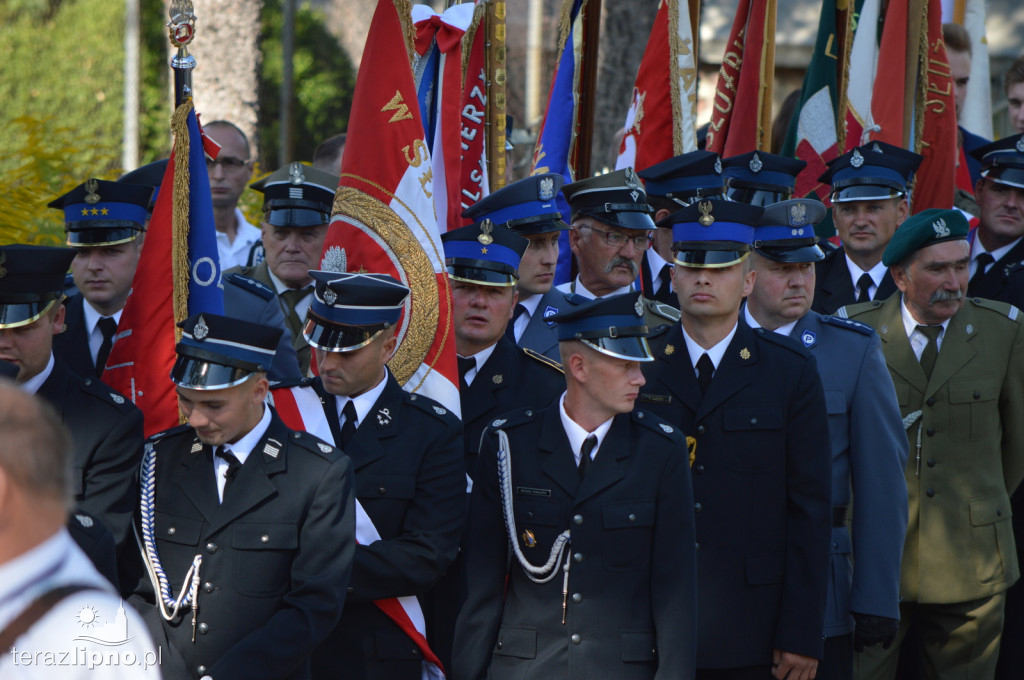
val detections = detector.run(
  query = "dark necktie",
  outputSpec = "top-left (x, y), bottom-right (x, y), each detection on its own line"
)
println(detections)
top-left (578, 434), bottom-right (597, 480)
top-left (339, 399), bottom-right (358, 448)
top-left (215, 446), bottom-right (242, 501)
top-left (281, 287), bottom-right (311, 327)
top-left (655, 265), bottom-right (674, 304)
top-left (505, 304), bottom-right (527, 342)
top-left (95, 316), bottom-right (118, 378)
top-left (457, 356), bottom-right (475, 390)
top-left (917, 325), bottom-right (942, 379)
top-left (969, 252), bottom-right (995, 291)
top-left (696, 353), bottom-right (714, 396)
top-left (856, 273), bottom-right (874, 303)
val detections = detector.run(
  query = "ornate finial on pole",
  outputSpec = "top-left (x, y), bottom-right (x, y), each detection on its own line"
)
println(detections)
top-left (168, 0), bottom-right (197, 107)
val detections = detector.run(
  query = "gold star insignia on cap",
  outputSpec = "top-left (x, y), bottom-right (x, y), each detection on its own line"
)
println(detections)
top-left (739, 347), bottom-right (751, 360)
top-left (90, 208), bottom-right (100, 216)
top-left (100, 207), bottom-right (109, 215)
top-left (480, 247), bottom-right (488, 254)
top-left (80, 208), bottom-right (90, 216)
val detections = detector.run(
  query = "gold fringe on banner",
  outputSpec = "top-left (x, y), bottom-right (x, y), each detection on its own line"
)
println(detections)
top-left (668, 0), bottom-right (684, 156)
top-left (555, 0), bottom-right (574, 56)
top-left (395, 0), bottom-right (417, 66)
top-left (462, 0), bottom-right (486, 77)
top-left (170, 102), bottom-right (192, 340)
top-left (912, 0), bottom-right (930, 186)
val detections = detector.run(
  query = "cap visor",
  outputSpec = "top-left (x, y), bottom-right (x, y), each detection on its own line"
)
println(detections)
top-left (726, 187), bottom-right (790, 207)
top-left (674, 249), bottom-right (750, 268)
top-left (829, 185), bottom-right (902, 203)
top-left (581, 336), bottom-right (654, 362)
top-left (66, 226), bottom-right (143, 247)
top-left (264, 208), bottom-right (330, 228)
top-left (171, 356), bottom-right (253, 390)
top-left (753, 243), bottom-right (825, 263)
top-left (0, 298), bottom-right (59, 330)
top-left (447, 265), bottom-right (518, 287)
top-left (594, 210), bottom-right (656, 231)
top-left (303, 315), bottom-right (385, 352)
top-left (983, 167), bottom-right (1024, 190)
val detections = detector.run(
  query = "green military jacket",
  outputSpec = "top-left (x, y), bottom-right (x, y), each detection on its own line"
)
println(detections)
top-left (840, 295), bottom-right (1024, 603)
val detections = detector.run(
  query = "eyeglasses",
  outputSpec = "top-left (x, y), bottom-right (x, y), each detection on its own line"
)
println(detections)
top-left (205, 156), bottom-right (251, 170)
top-left (580, 224), bottom-right (650, 250)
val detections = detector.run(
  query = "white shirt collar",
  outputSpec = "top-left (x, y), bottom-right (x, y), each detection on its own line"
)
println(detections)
top-left (844, 253), bottom-right (888, 293)
top-left (743, 304), bottom-right (798, 338)
top-left (971, 234), bottom-right (1022, 270)
top-left (680, 323), bottom-right (738, 371)
top-left (558, 392), bottom-right (614, 465)
top-left (645, 248), bottom-right (672, 294)
top-left (459, 342), bottom-right (499, 386)
top-left (215, 209), bottom-right (262, 270)
top-left (19, 353), bottom-right (54, 395)
top-left (81, 300), bottom-right (123, 364)
top-left (572, 276), bottom-right (632, 300)
top-left (335, 368), bottom-right (390, 426)
top-left (214, 404), bottom-right (272, 502)
top-left (899, 296), bottom-right (951, 359)
top-left (518, 293), bottom-right (543, 318)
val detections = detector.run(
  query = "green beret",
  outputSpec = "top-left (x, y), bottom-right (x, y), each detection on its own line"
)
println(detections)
top-left (882, 208), bottom-right (968, 266)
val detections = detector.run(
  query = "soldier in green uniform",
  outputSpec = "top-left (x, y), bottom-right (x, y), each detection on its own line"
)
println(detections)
top-left (840, 209), bottom-right (1024, 680)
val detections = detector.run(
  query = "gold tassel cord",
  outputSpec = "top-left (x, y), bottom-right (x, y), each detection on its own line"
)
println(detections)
top-left (170, 102), bottom-right (192, 338)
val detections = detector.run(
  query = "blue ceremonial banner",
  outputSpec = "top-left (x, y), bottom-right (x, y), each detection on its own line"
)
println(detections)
top-left (184, 108), bottom-right (224, 316)
top-left (531, 0), bottom-right (586, 285)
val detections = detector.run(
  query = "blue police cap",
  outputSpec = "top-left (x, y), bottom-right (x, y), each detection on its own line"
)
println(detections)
top-left (818, 141), bottom-right (922, 203)
top-left (659, 200), bottom-right (763, 268)
top-left (172, 313), bottom-right (283, 390)
top-left (0, 245), bottom-right (76, 329)
top-left (723, 151), bottom-right (806, 206)
top-left (119, 159), bottom-right (169, 211)
top-left (971, 133), bottom-right (1024, 189)
top-left (881, 208), bottom-right (968, 267)
top-left (637, 150), bottom-right (727, 205)
top-left (251, 163), bottom-right (339, 228)
top-left (442, 221), bottom-right (528, 287)
top-left (462, 173), bottom-right (568, 235)
top-left (48, 179), bottom-right (153, 247)
top-left (303, 272), bottom-right (410, 353)
top-left (752, 199), bottom-right (827, 263)
top-left (563, 168), bottom-right (656, 231)
top-left (548, 291), bottom-right (654, 361)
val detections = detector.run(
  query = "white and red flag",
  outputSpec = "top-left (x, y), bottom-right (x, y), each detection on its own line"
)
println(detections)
top-left (615, 0), bottom-right (699, 171)
top-left (320, 0), bottom-right (460, 421)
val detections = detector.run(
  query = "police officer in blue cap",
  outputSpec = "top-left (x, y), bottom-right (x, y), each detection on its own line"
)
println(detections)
top-left (134, 311), bottom-right (355, 680)
top-left (463, 173), bottom-right (572, 362)
top-left (813, 141), bottom-right (923, 314)
top-left (639, 150), bottom-right (729, 309)
top-left (112, 160), bottom-right (303, 382)
top-left (640, 200), bottom-right (833, 680)
top-left (453, 291), bottom-right (697, 680)
top-left (745, 199), bottom-right (909, 680)
top-left (49, 179), bottom-right (153, 380)
top-left (267, 271), bottom-right (465, 680)
top-left (0, 244), bottom-right (144, 576)
top-left (722, 150), bottom-right (807, 207)
top-left (967, 132), bottom-right (1024, 309)
top-left (442, 221), bottom-right (566, 474)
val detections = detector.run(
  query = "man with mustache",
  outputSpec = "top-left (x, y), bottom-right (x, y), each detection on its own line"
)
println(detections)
top-left (839, 209), bottom-right (1024, 680)
top-left (813, 142), bottom-right (922, 315)
top-left (557, 169), bottom-right (679, 334)
top-left (442, 221), bottom-right (566, 475)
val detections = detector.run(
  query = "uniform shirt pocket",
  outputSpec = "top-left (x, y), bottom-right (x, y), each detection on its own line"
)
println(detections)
top-left (722, 406), bottom-right (784, 473)
top-left (621, 630), bottom-right (658, 664)
top-left (601, 501), bottom-right (655, 571)
top-left (155, 512), bottom-right (203, 546)
top-left (948, 378), bottom-right (1000, 443)
top-left (969, 495), bottom-right (1012, 585)
top-left (493, 626), bottom-right (537, 659)
top-left (232, 521), bottom-right (298, 596)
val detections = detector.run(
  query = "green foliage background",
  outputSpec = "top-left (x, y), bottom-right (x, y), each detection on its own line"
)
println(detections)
top-left (0, 0), bottom-right (354, 245)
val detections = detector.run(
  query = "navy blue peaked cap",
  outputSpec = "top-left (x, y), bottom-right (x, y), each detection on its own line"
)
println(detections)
top-left (638, 150), bottom-right (727, 204)
top-left (49, 179), bottom-right (153, 246)
top-left (173, 313), bottom-right (283, 389)
top-left (971, 133), bottom-right (1024, 189)
top-left (0, 245), bottom-right (76, 329)
top-left (304, 272), bottom-right (410, 353)
top-left (462, 173), bottom-right (568, 235)
top-left (818, 140), bottom-right (922, 203)
top-left (548, 291), bottom-right (653, 362)
top-left (442, 221), bottom-right (528, 286)
top-left (723, 151), bottom-right (806, 206)
top-left (753, 199), bottom-right (827, 263)
top-left (660, 200), bottom-right (762, 268)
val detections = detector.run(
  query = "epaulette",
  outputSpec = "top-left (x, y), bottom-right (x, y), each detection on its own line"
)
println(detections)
top-left (754, 327), bottom-right (810, 356)
top-left (522, 347), bottom-right (564, 374)
top-left (145, 423), bottom-right (192, 444)
top-left (968, 297), bottom-right (1022, 322)
top-left (224, 272), bottom-right (275, 301)
top-left (406, 392), bottom-right (460, 421)
top-left (822, 315), bottom-right (874, 336)
top-left (645, 299), bottom-right (681, 323)
top-left (79, 377), bottom-right (137, 413)
top-left (289, 430), bottom-right (338, 460)
top-left (835, 300), bottom-right (883, 319)
top-left (485, 407), bottom-right (536, 432)
top-left (632, 408), bottom-right (681, 441)
top-left (271, 376), bottom-right (316, 391)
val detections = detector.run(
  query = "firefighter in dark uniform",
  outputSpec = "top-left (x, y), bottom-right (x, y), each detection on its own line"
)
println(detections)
top-left (441, 221), bottom-right (566, 475)
top-left (639, 201), bottom-right (833, 680)
top-left (453, 291), bottom-right (697, 680)
top-left (132, 312), bottom-right (355, 680)
top-left (0, 244), bottom-right (144, 571)
top-left (266, 271), bottom-right (465, 680)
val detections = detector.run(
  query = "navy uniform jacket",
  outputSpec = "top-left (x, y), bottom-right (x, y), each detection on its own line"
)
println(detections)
top-left (813, 246), bottom-right (897, 315)
top-left (517, 288), bottom-right (572, 362)
top-left (452, 406), bottom-right (697, 680)
top-left (37, 356), bottom-right (143, 552)
top-left (460, 337), bottom-right (565, 477)
top-left (278, 376), bottom-right (465, 680)
top-left (136, 411), bottom-right (355, 680)
top-left (55, 285), bottom-right (301, 382)
top-left (789, 311), bottom-right (908, 636)
top-left (966, 236), bottom-right (1024, 310)
top-left (639, 321), bottom-right (832, 667)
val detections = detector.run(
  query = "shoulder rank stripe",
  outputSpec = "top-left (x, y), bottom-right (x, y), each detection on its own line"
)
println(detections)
top-left (523, 347), bottom-right (565, 373)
